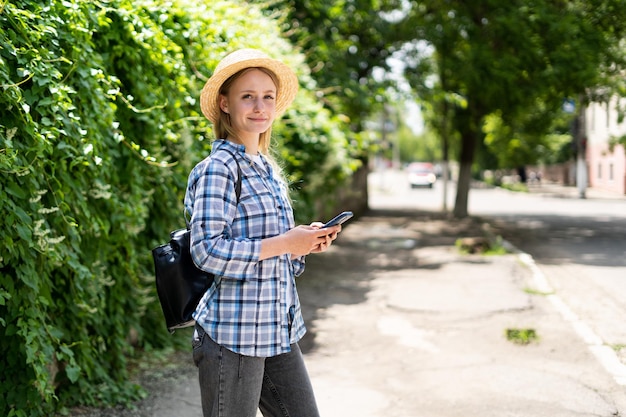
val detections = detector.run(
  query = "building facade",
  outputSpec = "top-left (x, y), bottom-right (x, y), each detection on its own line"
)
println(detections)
top-left (585, 98), bottom-right (626, 195)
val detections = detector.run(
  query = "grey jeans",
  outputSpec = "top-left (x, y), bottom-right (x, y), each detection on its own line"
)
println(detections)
top-left (192, 325), bottom-right (320, 417)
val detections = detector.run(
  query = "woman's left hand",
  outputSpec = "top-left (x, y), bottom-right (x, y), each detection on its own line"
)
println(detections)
top-left (309, 222), bottom-right (341, 253)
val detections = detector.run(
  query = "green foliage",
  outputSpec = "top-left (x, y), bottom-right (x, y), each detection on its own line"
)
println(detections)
top-left (277, 95), bottom-right (358, 220)
top-left (0, 1), bottom-right (186, 413)
top-left (397, 125), bottom-right (441, 164)
top-left (609, 134), bottom-right (626, 155)
top-left (0, 0), bottom-right (356, 415)
top-left (483, 110), bottom-right (575, 169)
top-left (481, 92), bottom-right (579, 169)
top-left (252, 0), bottom-right (399, 150)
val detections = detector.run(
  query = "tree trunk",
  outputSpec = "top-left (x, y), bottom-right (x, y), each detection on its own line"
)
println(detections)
top-left (453, 155), bottom-right (473, 218)
top-left (453, 108), bottom-right (480, 218)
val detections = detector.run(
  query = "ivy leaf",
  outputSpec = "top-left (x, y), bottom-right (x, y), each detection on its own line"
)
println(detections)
top-left (15, 223), bottom-right (31, 241)
top-left (17, 263), bottom-right (38, 291)
top-left (6, 181), bottom-right (27, 199)
top-left (0, 289), bottom-right (11, 306)
top-left (65, 363), bottom-right (81, 383)
top-left (13, 206), bottom-right (31, 225)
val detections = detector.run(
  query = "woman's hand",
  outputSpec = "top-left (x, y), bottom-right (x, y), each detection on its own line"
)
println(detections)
top-left (308, 222), bottom-right (340, 254)
top-left (287, 224), bottom-right (341, 256)
top-left (259, 224), bottom-right (342, 260)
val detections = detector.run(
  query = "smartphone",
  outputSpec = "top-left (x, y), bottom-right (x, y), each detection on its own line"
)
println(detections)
top-left (322, 211), bottom-right (353, 228)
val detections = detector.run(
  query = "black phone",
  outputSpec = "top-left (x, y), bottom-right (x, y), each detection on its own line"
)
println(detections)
top-left (322, 211), bottom-right (353, 228)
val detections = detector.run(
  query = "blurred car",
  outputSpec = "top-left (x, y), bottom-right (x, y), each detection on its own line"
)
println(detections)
top-left (407, 162), bottom-right (437, 188)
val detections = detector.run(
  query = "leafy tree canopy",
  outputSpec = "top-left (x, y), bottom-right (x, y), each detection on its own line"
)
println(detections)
top-left (252, 0), bottom-right (400, 134)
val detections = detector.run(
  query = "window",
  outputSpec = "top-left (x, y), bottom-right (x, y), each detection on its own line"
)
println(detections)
top-left (598, 163), bottom-right (602, 179)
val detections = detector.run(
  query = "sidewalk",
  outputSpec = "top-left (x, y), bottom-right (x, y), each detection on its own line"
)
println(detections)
top-left (526, 182), bottom-right (625, 200)
top-left (71, 210), bottom-right (626, 417)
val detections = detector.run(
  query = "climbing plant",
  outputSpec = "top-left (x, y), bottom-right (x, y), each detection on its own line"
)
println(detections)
top-left (0, 0), bottom-right (354, 415)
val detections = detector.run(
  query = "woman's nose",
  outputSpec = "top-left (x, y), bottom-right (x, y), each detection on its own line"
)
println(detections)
top-left (253, 98), bottom-right (264, 111)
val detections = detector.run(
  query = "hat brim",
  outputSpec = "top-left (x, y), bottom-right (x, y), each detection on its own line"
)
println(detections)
top-left (200, 51), bottom-right (299, 125)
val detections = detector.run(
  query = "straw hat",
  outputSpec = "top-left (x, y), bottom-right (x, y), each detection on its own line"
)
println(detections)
top-left (200, 49), bottom-right (299, 125)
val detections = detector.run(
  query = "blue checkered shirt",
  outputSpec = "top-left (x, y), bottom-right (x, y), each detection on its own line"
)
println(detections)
top-left (184, 140), bottom-right (307, 357)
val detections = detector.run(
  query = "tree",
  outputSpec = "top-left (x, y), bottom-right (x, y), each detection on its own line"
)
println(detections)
top-left (398, 0), bottom-right (626, 217)
top-left (252, 0), bottom-right (400, 150)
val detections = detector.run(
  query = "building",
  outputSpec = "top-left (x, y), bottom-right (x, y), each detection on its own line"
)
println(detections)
top-left (585, 98), bottom-right (626, 195)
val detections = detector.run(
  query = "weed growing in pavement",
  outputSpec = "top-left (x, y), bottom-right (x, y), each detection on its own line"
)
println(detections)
top-left (611, 344), bottom-right (626, 353)
top-left (505, 328), bottom-right (539, 345)
top-left (523, 287), bottom-right (554, 296)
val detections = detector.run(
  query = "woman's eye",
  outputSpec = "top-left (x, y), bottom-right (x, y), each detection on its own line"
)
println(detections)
top-left (264, 95), bottom-right (275, 100)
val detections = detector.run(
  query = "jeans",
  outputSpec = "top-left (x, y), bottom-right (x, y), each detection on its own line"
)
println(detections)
top-left (192, 325), bottom-right (320, 417)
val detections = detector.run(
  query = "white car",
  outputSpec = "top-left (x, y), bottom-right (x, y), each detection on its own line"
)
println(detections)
top-left (407, 162), bottom-right (437, 188)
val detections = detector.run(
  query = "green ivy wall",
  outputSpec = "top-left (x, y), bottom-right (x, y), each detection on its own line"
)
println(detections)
top-left (0, 1), bottom-right (357, 415)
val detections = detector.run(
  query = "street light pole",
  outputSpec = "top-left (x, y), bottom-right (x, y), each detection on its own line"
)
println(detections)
top-left (564, 98), bottom-right (587, 199)
top-left (575, 103), bottom-right (588, 199)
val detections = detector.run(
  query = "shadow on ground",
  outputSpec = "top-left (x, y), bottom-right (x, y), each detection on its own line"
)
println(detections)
top-left (67, 208), bottom-right (492, 416)
top-left (298, 208), bottom-right (488, 354)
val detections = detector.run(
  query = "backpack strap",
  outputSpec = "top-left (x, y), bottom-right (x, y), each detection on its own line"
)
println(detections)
top-left (221, 148), bottom-right (242, 203)
top-left (184, 149), bottom-right (242, 229)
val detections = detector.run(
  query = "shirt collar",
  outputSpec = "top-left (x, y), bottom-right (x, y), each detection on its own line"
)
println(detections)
top-left (212, 139), bottom-right (246, 155)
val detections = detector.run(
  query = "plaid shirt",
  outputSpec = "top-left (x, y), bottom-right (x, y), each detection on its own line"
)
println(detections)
top-left (184, 140), bottom-right (306, 357)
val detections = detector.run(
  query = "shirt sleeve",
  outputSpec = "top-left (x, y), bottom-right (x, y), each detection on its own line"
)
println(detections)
top-left (187, 157), bottom-right (262, 279)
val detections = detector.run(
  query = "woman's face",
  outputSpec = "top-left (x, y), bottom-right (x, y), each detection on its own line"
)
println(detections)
top-left (219, 69), bottom-right (277, 143)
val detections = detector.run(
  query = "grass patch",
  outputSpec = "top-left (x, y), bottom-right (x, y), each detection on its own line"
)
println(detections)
top-left (523, 287), bottom-right (554, 296)
top-left (500, 183), bottom-right (529, 193)
top-left (484, 236), bottom-right (509, 255)
top-left (505, 328), bottom-right (539, 345)
top-left (455, 236), bottom-right (509, 255)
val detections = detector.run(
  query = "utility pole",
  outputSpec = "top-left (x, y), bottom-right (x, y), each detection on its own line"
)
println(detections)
top-left (564, 98), bottom-right (587, 199)
top-left (575, 102), bottom-right (588, 199)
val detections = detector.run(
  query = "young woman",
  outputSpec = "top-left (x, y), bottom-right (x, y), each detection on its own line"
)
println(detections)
top-left (184, 49), bottom-right (341, 417)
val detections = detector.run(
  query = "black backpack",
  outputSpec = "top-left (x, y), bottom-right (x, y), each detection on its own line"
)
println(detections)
top-left (152, 156), bottom-right (241, 333)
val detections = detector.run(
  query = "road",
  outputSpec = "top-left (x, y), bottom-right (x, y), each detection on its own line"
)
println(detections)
top-left (370, 169), bottom-right (626, 377)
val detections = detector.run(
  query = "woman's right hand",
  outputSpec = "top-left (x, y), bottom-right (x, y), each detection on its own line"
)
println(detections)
top-left (283, 225), bottom-right (340, 257)
top-left (259, 225), bottom-right (341, 260)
